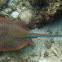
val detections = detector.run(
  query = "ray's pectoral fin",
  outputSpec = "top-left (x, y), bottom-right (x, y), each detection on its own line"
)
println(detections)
top-left (27, 38), bottom-right (32, 45)
top-left (14, 38), bottom-right (32, 50)
top-left (0, 25), bottom-right (8, 36)
top-left (0, 38), bottom-right (32, 51)
top-left (14, 20), bottom-right (29, 31)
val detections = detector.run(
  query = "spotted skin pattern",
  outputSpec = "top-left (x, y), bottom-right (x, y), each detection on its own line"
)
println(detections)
top-left (1, 17), bottom-right (61, 51)
top-left (0, 17), bottom-right (32, 51)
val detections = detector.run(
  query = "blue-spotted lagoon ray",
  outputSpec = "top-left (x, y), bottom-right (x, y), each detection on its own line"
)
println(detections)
top-left (0, 17), bottom-right (62, 51)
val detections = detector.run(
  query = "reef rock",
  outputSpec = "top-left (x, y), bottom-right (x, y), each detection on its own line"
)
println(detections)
top-left (0, 0), bottom-right (8, 10)
top-left (28, 0), bottom-right (62, 28)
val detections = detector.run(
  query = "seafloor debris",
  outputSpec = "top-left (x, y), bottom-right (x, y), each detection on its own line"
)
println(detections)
top-left (44, 51), bottom-right (49, 58)
top-left (44, 40), bottom-right (52, 49)
top-left (0, 0), bottom-right (8, 10)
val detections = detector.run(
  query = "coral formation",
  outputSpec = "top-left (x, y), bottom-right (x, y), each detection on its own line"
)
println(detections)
top-left (0, 0), bottom-right (8, 10)
top-left (0, 0), bottom-right (33, 25)
top-left (0, 0), bottom-right (62, 29)
top-left (19, 9), bottom-right (33, 24)
top-left (28, 0), bottom-right (62, 28)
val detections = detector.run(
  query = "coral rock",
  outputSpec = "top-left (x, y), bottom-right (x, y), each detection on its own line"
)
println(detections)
top-left (0, 0), bottom-right (8, 10)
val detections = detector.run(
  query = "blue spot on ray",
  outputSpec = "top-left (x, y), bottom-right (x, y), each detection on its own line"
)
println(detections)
top-left (8, 33), bottom-right (10, 34)
top-left (9, 35), bottom-right (11, 36)
top-left (5, 28), bottom-right (6, 29)
top-left (5, 35), bottom-right (8, 37)
top-left (14, 26), bottom-right (15, 28)
top-left (9, 46), bottom-right (11, 47)
top-left (4, 46), bottom-right (6, 47)
top-left (18, 39), bottom-right (19, 40)
top-left (24, 41), bottom-right (25, 42)
top-left (5, 26), bottom-right (6, 27)
top-left (17, 45), bottom-right (19, 46)
top-left (13, 43), bottom-right (15, 44)
top-left (20, 41), bottom-right (21, 42)
top-left (5, 41), bottom-right (7, 42)
top-left (3, 40), bottom-right (4, 42)
top-left (3, 34), bottom-right (5, 35)
top-left (16, 42), bottom-right (19, 43)
top-left (13, 35), bottom-right (15, 37)
top-left (5, 31), bottom-right (6, 32)
top-left (10, 27), bottom-right (11, 28)
top-left (11, 41), bottom-right (13, 42)
top-left (21, 39), bottom-right (23, 40)
top-left (9, 44), bottom-right (11, 45)
top-left (3, 43), bottom-right (4, 45)
top-left (11, 38), bottom-right (13, 39)
top-left (7, 39), bottom-right (10, 41)
top-left (15, 38), bottom-right (16, 40)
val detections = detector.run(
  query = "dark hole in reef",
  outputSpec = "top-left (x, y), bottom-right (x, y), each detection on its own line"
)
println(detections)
top-left (29, 10), bottom-right (62, 29)
top-left (29, 0), bottom-right (49, 10)
top-left (38, 9), bottom-right (62, 28)
top-left (51, 9), bottom-right (62, 23)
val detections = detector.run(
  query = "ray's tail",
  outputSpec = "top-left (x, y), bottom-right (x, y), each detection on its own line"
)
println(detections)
top-left (28, 32), bottom-right (62, 38)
